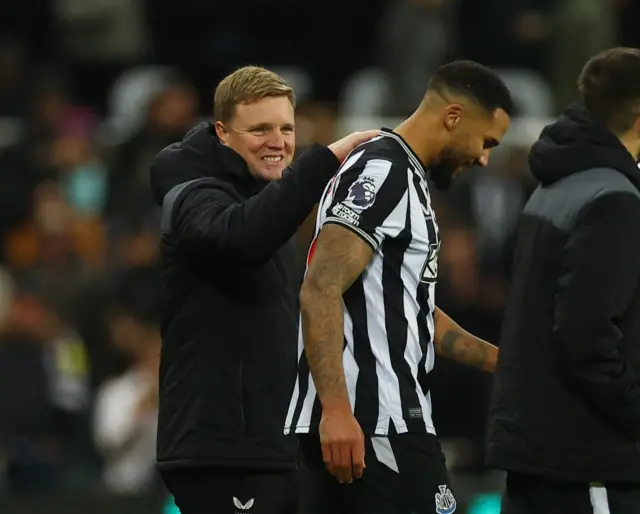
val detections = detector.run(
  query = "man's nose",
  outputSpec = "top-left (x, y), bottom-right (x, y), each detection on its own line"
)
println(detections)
top-left (266, 130), bottom-right (286, 149)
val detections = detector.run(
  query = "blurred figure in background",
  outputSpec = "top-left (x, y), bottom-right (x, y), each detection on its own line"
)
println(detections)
top-left (379, 0), bottom-right (457, 116)
top-left (0, 267), bottom-right (92, 493)
top-left (550, 0), bottom-right (618, 112)
top-left (94, 265), bottom-right (161, 497)
top-left (105, 77), bottom-right (199, 223)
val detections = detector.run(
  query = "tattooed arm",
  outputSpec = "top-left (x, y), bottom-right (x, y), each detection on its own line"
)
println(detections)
top-left (300, 222), bottom-right (373, 483)
top-left (300, 223), bottom-right (374, 411)
top-left (433, 307), bottom-right (498, 373)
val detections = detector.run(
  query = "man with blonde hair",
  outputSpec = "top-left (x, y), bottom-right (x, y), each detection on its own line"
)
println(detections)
top-left (149, 65), bottom-right (376, 514)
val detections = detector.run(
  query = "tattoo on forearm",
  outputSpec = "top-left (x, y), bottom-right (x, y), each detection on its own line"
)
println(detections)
top-left (433, 307), bottom-right (497, 372)
top-left (302, 259), bottom-right (346, 402)
top-left (437, 329), bottom-right (496, 372)
top-left (301, 226), bottom-right (372, 407)
top-left (302, 295), bottom-right (348, 405)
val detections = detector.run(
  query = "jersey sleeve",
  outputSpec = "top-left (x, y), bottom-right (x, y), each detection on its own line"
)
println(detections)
top-left (322, 158), bottom-right (408, 251)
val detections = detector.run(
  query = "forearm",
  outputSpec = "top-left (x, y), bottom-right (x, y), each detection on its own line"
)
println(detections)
top-left (300, 286), bottom-right (350, 411)
top-left (434, 307), bottom-right (498, 373)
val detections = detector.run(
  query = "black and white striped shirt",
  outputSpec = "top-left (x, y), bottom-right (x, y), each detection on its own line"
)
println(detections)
top-left (285, 128), bottom-right (441, 437)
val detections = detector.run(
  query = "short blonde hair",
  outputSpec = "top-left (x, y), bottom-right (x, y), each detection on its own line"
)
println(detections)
top-left (214, 66), bottom-right (295, 123)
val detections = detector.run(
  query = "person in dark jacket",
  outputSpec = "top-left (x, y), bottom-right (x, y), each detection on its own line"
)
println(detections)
top-left (148, 65), bottom-right (377, 514)
top-left (486, 47), bottom-right (640, 513)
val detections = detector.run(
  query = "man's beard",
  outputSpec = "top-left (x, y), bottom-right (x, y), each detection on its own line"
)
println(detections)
top-left (429, 145), bottom-right (471, 191)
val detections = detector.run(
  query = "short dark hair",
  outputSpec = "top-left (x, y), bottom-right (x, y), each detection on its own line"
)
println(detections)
top-left (427, 60), bottom-right (516, 117)
top-left (578, 47), bottom-right (640, 133)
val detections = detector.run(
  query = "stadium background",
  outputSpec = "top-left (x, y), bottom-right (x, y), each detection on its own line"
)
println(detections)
top-left (0, 1), bottom-right (638, 513)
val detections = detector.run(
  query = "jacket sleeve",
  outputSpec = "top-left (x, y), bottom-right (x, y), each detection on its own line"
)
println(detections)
top-left (167, 143), bottom-right (340, 266)
top-left (554, 191), bottom-right (640, 439)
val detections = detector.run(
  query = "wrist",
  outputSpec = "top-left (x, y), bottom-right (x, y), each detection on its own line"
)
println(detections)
top-left (320, 395), bottom-right (352, 414)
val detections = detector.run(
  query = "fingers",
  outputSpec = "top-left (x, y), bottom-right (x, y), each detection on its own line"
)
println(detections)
top-left (323, 440), bottom-right (365, 484)
top-left (321, 441), bottom-right (332, 470)
top-left (328, 129), bottom-right (379, 162)
top-left (351, 436), bottom-right (365, 479)
top-left (319, 414), bottom-right (366, 484)
top-left (324, 442), bottom-right (352, 484)
top-left (338, 443), bottom-right (354, 484)
top-left (346, 130), bottom-right (379, 149)
top-left (355, 129), bottom-right (380, 143)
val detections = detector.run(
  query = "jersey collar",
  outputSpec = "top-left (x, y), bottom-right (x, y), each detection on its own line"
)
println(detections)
top-left (380, 127), bottom-right (427, 179)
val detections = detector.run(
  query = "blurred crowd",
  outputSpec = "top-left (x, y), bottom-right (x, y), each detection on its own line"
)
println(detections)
top-left (0, 0), bottom-right (638, 509)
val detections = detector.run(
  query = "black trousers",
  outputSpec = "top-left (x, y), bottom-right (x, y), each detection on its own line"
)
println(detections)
top-left (297, 432), bottom-right (455, 514)
top-left (160, 467), bottom-right (298, 514)
top-left (502, 472), bottom-right (640, 514)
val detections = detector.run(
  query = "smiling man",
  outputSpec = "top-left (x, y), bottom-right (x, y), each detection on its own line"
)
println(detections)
top-left (213, 75), bottom-right (296, 182)
top-left (149, 66), bottom-right (377, 514)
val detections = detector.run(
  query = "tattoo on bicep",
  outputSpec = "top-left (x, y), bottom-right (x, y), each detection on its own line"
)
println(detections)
top-left (307, 229), bottom-right (371, 292)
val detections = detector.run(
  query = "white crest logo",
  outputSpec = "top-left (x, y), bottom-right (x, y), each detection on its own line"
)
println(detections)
top-left (421, 242), bottom-right (440, 283)
top-left (233, 497), bottom-right (254, 512)
top-left (434, 484), bottom-right (457, 514)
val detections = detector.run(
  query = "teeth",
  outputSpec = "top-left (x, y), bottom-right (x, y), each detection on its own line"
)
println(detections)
top-left (262, 156), bottom-right (282, 163)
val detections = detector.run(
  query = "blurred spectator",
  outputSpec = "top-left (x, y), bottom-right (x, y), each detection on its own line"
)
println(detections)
top-left (0, 39), bottom-right (28, 118)
top-left (93, 265), bottom-right (161, 496)
top-left (105, 78), bottom-right (199, 222)
top-left (0, 266), bottom-right (92, 492)
top-left (456, 0), bottom-right (553, 72)
top-left (379, 0), bottom-right (457, 116)
top-left (5, 179), bottom-right (105, 273)
top-left (54, 0), bottom-right (148, 64)
top-left (109, 213), bottom-right (160, 269)
top-left (550, 0), bottom-right (618, 112)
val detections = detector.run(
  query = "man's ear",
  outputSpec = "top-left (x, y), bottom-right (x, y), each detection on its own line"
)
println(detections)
top-left (214, 121), bottom-right (228, 145)
top-left (443, 104), bottom-right (463, 132)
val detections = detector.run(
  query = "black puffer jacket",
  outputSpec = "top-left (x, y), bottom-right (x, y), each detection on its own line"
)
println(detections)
top-left (487, 105), bottom-right (640, 482)
top-left (150, 122), bottom-right (340, 470)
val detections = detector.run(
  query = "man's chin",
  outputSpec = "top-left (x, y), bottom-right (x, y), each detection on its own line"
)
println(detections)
top-left (268, 167), bottom-right (288, 181)
top-left (252, 166), bottom-right (286, 182)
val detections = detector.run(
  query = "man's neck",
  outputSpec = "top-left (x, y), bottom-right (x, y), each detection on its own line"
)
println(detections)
top-left (393, 111), bottom-right (442, 167)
